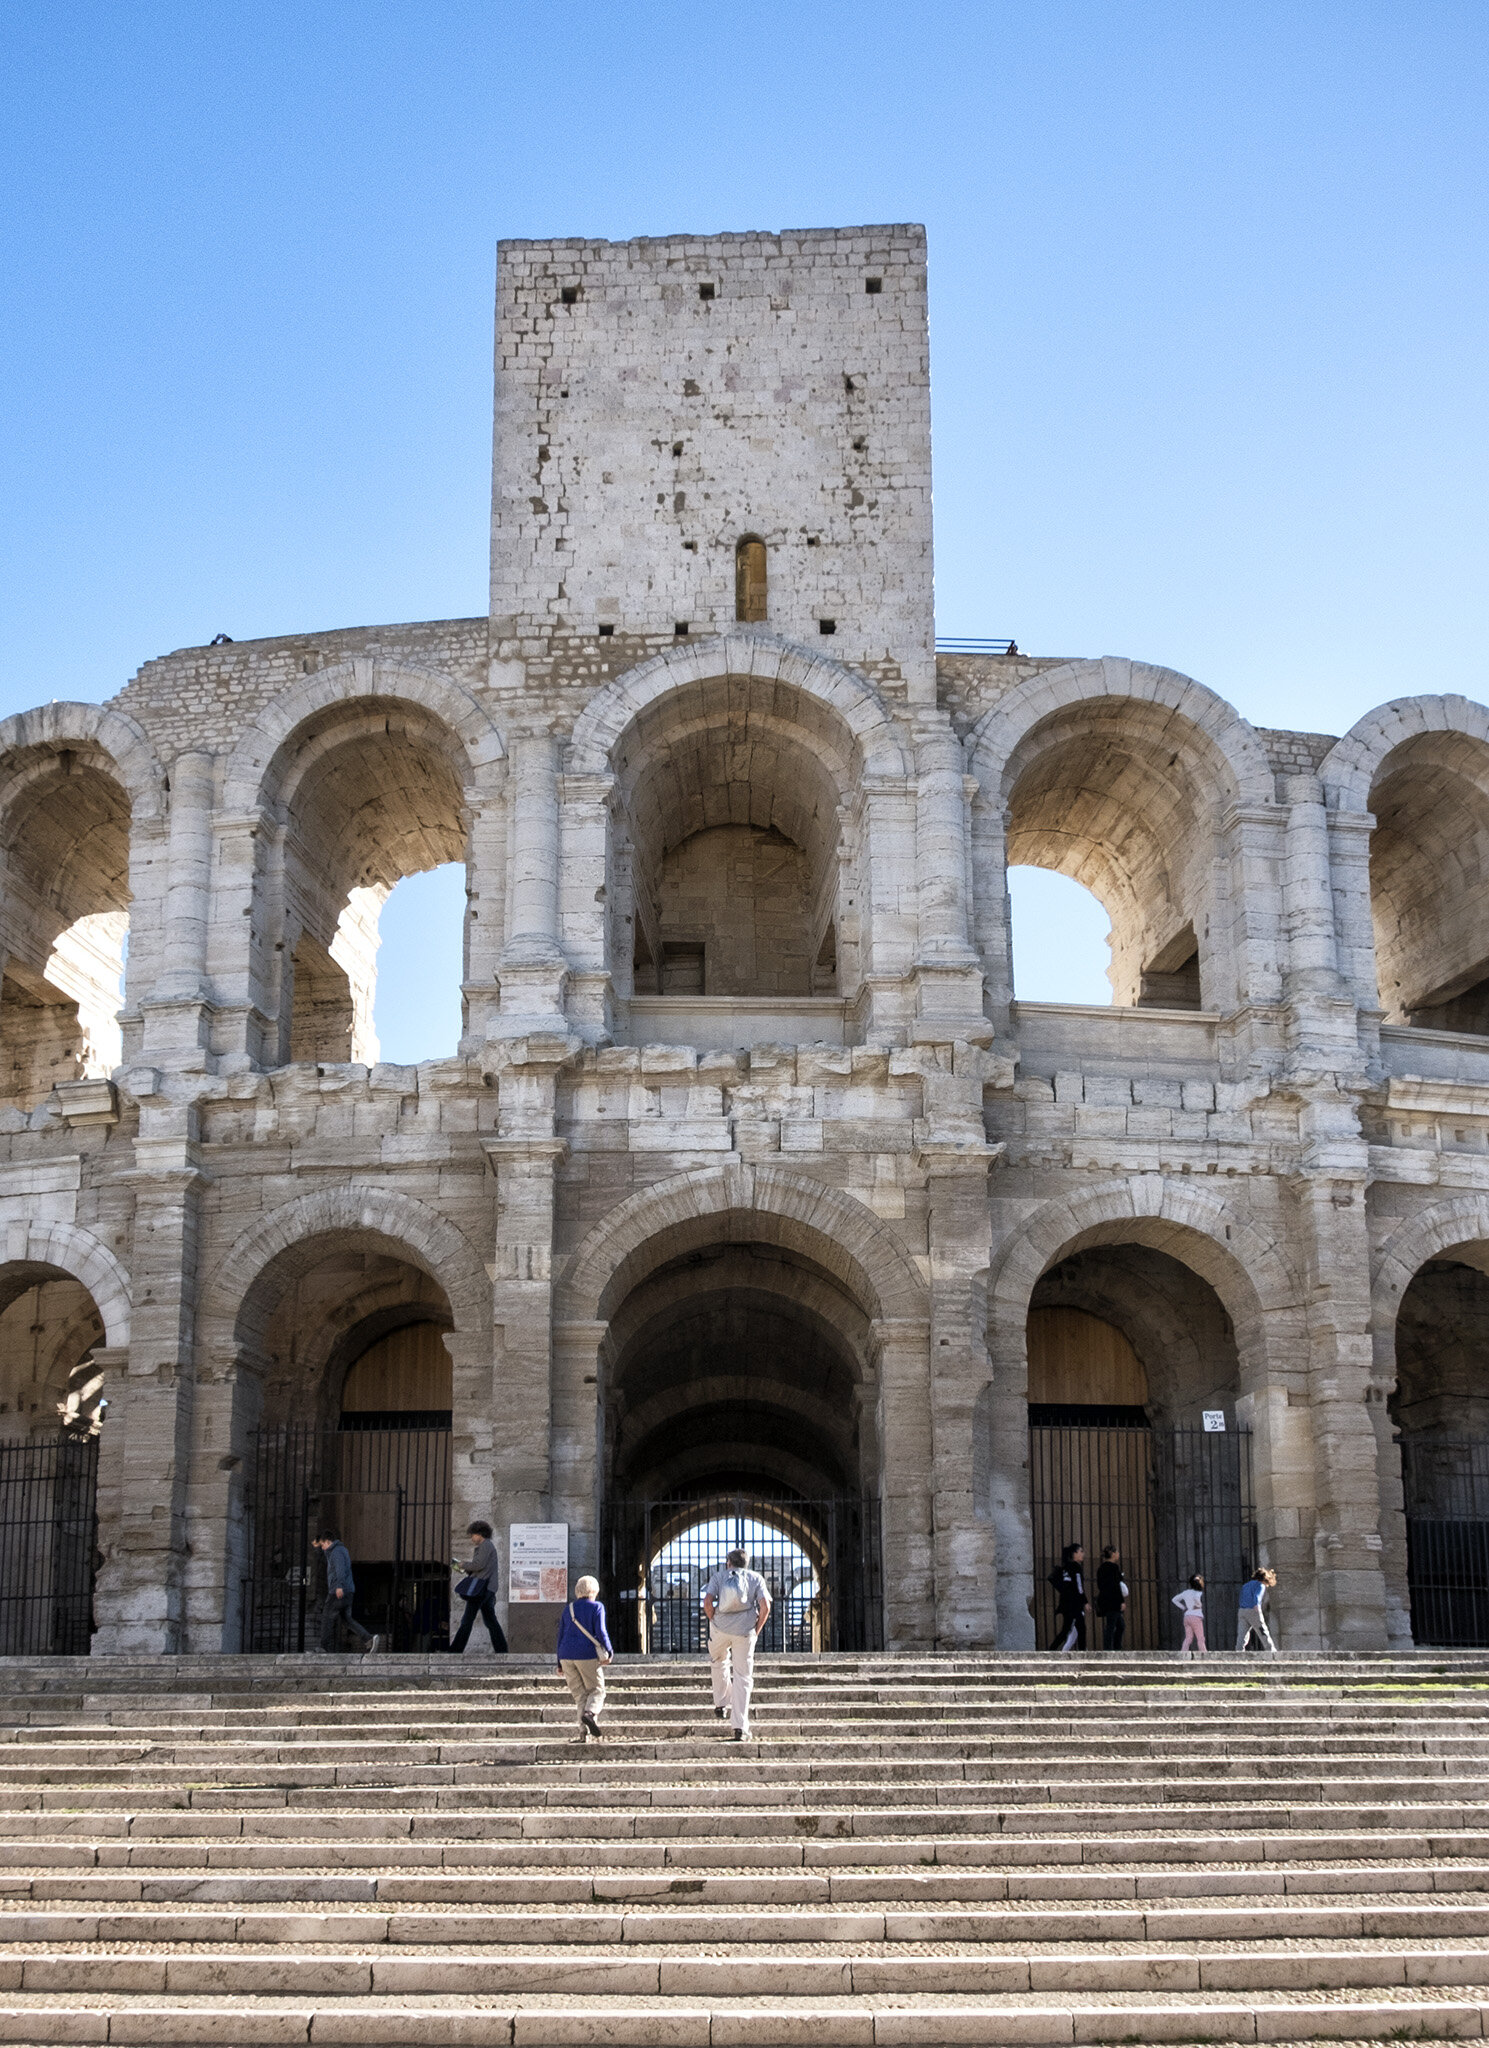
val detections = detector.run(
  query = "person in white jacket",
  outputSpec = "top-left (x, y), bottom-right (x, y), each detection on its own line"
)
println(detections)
top-left (1172, 1574), bottom-right (1206, 1655)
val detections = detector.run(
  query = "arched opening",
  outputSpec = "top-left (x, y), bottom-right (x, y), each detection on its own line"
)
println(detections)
top-left (242, 1235), bottom-right (454, 1651)
top-left (645, 1504), bottom-right (823, 1653)
top-left (263, 702), bottom-right (470, 1067)
top-left (0, 1262), bottom-right (104, 1652)
top-left (0, 746), bottom-right (130, 1111)
top-left (1003, 701), bottom-right (1227, 1011)
top-left (735, 536), bottom-right (768, 623)
top-left (613, 673), bottom-right (853, 1005)
top-left (1026, 1244), bottom-right (1250, 1648)
top-left (597, 1218), bottom-right (884, 1652)
top-left (1392, 1245), bottom-right (1489, 1643)
top-left (1008, 867), bottom-right (1113, 1005)
top-left (1369, 735), bottom-right (1489, 1032)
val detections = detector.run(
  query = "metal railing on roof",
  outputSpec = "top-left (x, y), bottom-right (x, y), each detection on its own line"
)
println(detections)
top-left (934, 636), bottom-right (1018, 656)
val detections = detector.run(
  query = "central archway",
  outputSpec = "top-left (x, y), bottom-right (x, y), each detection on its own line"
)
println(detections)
top-left (559, 1162), bottom-right (925, 1652)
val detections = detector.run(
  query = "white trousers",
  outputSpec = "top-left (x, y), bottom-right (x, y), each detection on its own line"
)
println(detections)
top-left (708, 1624), bottom-right (757, 1731)
top-left (1235, 1606), bottom-right (1277, 1653)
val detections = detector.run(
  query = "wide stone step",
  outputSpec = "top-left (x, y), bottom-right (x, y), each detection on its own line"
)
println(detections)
top-left (2, 1987), bottom-right (1489, 2045)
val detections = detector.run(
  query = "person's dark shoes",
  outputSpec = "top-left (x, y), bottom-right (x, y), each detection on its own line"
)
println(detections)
top-left (714, 1704), bottom-right (728, 1720)
top-left (730, 1728), bottom-right (747, 1742)
top-left (582, 1713), bottom-right (603, 1740)
top-left (364, 1635), bottom-right (382, 1655)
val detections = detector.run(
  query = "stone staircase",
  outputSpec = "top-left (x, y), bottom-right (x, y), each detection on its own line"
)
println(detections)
top-left (0, 1652), bottom-right (1485, 2042)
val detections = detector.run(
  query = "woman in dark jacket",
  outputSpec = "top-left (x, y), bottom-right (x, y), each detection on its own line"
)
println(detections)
top-left (448, 1520), bottom-right (508, 1654)
top-left (1049, 1542), bottom-right (1088, 1652)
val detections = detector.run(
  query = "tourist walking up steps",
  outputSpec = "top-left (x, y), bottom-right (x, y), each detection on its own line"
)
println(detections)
top-left (1173, 1573), bottom-right (1206, 1655)
top-left (1048, 1543), bottom-right (1088, 1652)
top-left (1236, 1566), bottom-right (1279, 1653)
top-left (702, 1547), bottom-right (771, 1742)
top-left (556, 1575), bottom-right (614, 1741)
top-left (311, 1530), bottom-right (380, 1655)
top-left (448, 1520), bottom-right (509, 1654)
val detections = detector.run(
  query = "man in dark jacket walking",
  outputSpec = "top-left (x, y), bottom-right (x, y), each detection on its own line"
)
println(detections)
top-left (311, 1530), bottom-right (380, 1654)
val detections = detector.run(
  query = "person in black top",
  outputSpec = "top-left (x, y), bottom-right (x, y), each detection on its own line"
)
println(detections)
top-left (1049, 1543), bottom-right (1088, 1652)
top-left (1095, 1544), bottom-right (1127, 1651)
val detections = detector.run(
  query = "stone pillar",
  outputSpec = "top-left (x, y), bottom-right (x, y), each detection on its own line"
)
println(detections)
top-left (912, 724), bottom-right (986, 1040)
top-left (182, 1342), bottom-right (266, 1651)
top-left (551, 1319), bottom-right (607, 1579)
top-left (203, 808), bottom-right (272, 1069)
top-left (461, 778), bottom-right (508, 1048)
top-left (91, 1146), bottom-right (204, 1655)
top-left (1292, 1125), bottom-right (1391, 1652)
top-left (873, 1316), bottom-right (935, 1649)
top-left (499, 728), bottom-right (568, 1030)
top-left (556, 771), bottom-right (615, 1044)
top-left (143, 751), bottom-right (216, 1065)
top-left (920, 1143), bottom-right (999, 1648)
top-left (481, 1033), bottom-right (577, 1628)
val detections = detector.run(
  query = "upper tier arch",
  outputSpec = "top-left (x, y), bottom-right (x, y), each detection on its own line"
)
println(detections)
top-left (966, 657), bottom-right (1275, 807)
top-left (1320, 696), bottom-right (1489, 814)
top-left (565, 634), bottom-right (910, 780)
top-left (0, 703), bottom-right (165, 824)
top-left (220, 658), bottom-right (506, 816)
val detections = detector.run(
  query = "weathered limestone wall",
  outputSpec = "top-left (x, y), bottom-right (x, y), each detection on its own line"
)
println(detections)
top-left (0, 224), bottom-right (1485, 1660)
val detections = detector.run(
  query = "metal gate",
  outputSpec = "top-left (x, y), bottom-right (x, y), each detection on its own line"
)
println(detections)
top-left (1030, 1423), bottom-right (1255, 1649)
top-left (1401, 1437), bottom-right (1489, 1645)
top-left (0, 1433), bottom-right (98, 1654)
top-left (242, 1424), bottom-right (452, 1652)
top-left (601, 1494), bottom-right (884, 1654)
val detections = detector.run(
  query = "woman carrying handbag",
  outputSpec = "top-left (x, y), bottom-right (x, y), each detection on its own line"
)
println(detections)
top-left (447, 1520), bottom-right (508, 1653)
top-left (555, 1575), bottom-right (614, 1740)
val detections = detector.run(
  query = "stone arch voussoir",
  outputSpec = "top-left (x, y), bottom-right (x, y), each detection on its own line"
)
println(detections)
top-left (1320, 696), bottom-right (1489, 816)
top-left (0, 702), bottom-right (165, 824)
top-left (556, 1161), bottom-right (927, 1326)
top-left (1371, 1192), bottom-right (1489, 1376)
top-left (988, 1175), bottom-right (1299, 1384)
top-left (0, 1221), bottom-right (132, 1348)
top-left (565, 634), bottom-right (910, 780)
top-left (221, 659), bottom-right (506, 816)
top-left (966, 657), bottom-right (1275, 811)
top-left (200, 1184), bottom-right (490, 1355)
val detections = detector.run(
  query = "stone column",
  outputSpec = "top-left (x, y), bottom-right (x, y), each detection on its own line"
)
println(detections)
top-left (203, 808), bottom-right (272, 1069)
top-left (551, 1319), bottom-right (607, 1579)
top-left (91, 1144), bottom-right (204, 1655)
top-left (556, 772), bottom-right (615, 1044)
top-left (143, 751), bottom-right (216, 1065)
top-left (182, 1341), bottom-right (266, 1651)
top-left (499, 727), bottom-right (568, 1031)
top-left (461, 775), bottom-right (508, 1048)
top-left (912, 724), bottom-right (986, 1040)
top-left (873, 1316), bottom-right (935, 1649)
top-left (920, 1142), bottom-right (999, 1648)
top-left (481, 1033), bottom-right (577, 1635)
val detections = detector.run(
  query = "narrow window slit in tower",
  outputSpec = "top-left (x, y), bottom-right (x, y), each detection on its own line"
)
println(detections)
top-left (598, 623), bottom-right (614, 638)
top-left (560, 286), bottom-right (580, 305)
top-left (819, 619), bottom-right (837, 636)
top-left (865, 277), bottom-right (882, 294)
top-left (674, 622), bottom-right (690, 637)
top-left (735, 537), bottom-right (768, 623)
top-left (698, 283), bottom-right (715, 301)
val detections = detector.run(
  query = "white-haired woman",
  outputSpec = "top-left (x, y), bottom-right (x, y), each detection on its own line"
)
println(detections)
top-left (554, 1574), bottom-right (614, 1740)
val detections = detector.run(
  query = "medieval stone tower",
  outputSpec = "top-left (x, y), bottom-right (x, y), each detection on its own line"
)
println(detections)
top-left (1, 222), bottom-right (1486, 1658)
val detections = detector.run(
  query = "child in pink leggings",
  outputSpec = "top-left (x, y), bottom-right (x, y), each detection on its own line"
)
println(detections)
top-left (1172, 1574), bottom-right (1206, 1654)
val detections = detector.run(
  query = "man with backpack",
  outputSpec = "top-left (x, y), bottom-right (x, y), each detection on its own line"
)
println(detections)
top-left (701, 1546), bottom-right (771, 1742)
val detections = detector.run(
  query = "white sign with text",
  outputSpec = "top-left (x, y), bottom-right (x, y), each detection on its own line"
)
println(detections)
top-left (508, 1522), bottom-right (569, 1603)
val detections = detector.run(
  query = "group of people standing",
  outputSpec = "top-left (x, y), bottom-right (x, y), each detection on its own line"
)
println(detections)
top-left (1049, 1542), bottom-right (1281, 1655)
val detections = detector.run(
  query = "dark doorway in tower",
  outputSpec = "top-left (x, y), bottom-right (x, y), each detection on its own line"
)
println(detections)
top-left (598, 1238), bottom-right (884, 1653)
top-left (1027, 1248), bottom-right (1256, 1650)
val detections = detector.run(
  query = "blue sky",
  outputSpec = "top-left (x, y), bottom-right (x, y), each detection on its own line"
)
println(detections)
top-left (4, 2), bottom-right (1485, 1044)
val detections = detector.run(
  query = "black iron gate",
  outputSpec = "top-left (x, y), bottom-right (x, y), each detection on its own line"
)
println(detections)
top-left (242, 1424), bottom-right (452, 1652)
top-left (0, 1433), bottom-right (98, 1654)
top-left (1030, 1423), bottom-right (1256, 1649)
top-left (601, 1494), bottom-right (884, 1654)
top-left (1401, 1436), bottom-right (1489, 1645)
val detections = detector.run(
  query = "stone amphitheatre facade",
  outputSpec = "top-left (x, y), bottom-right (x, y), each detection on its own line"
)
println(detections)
top-left (2, 221), bottom-right (1487, 1661)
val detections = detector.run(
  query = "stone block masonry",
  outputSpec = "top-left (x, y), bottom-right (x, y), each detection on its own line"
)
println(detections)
top-left (0, 223), bottom-right (1484, 1659)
